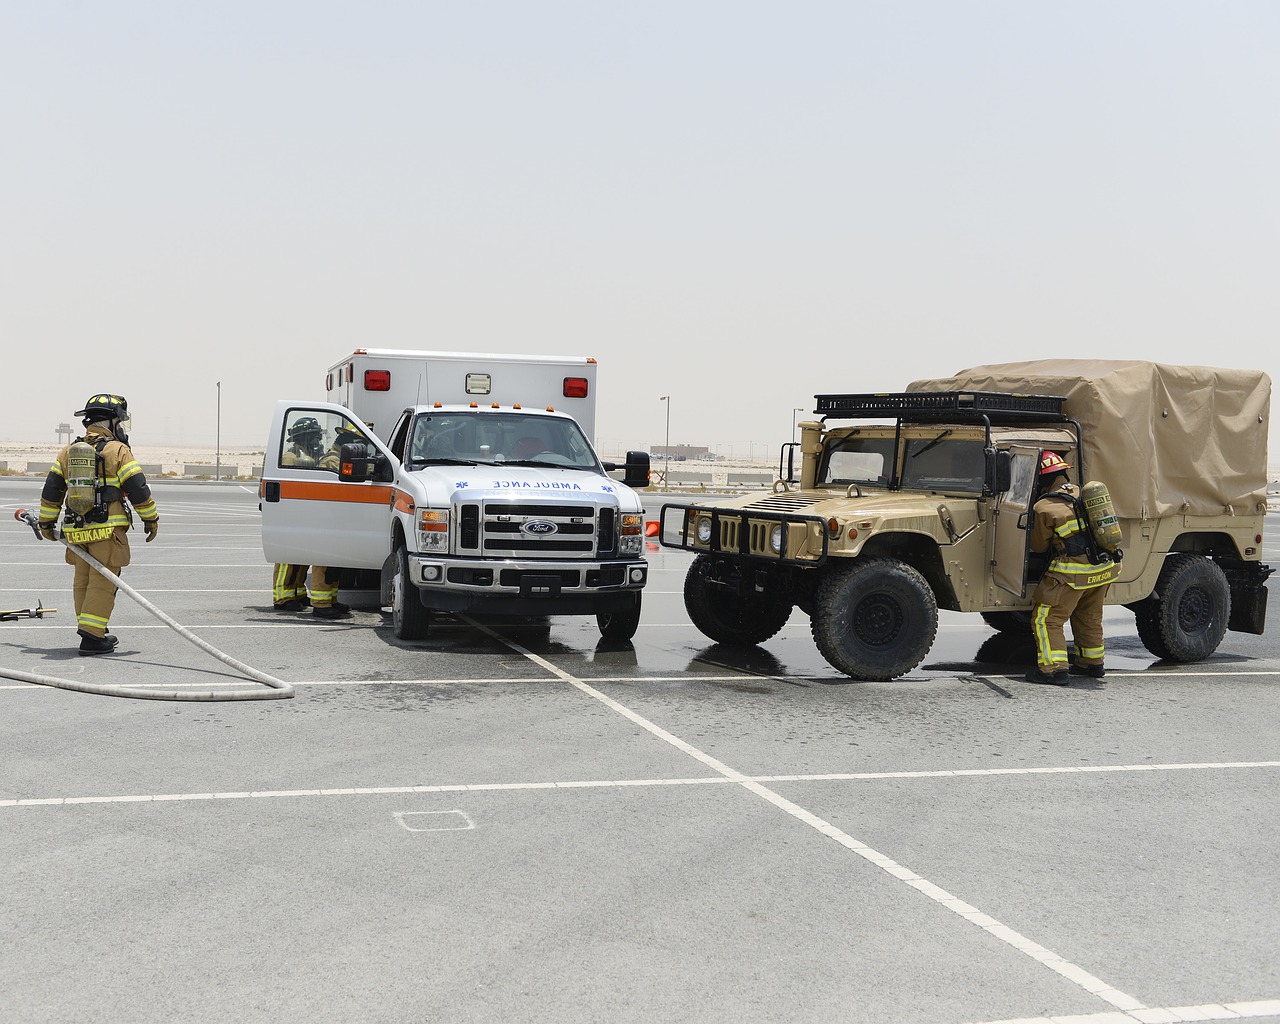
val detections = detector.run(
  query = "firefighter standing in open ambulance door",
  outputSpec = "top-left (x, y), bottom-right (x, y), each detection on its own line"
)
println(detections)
top-left (271, 417), bottom-right (350, 619)
top-left (1026, 452), bottom-right (1122, 685)
top-left (37, 394), bottom-right (159, 656)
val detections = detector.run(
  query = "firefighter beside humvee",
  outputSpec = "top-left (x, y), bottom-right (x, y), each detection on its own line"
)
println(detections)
top-left (659, 360), bottom-right (1271, 680)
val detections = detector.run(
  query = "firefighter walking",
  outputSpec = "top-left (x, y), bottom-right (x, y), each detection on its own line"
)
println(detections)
top-left (37, 394), bottom-right (159, 656)
top-left (1026, 452), bottom-right (1122, 686)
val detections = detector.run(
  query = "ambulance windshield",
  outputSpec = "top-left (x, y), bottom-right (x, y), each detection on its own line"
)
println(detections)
top-left (406, 412), bottom-right (599, 470)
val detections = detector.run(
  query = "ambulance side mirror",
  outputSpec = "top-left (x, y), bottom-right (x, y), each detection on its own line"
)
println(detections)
top-left (602, 450), bottom-right (651, 489)
top-left (338, 442), bottom-right (374, 482)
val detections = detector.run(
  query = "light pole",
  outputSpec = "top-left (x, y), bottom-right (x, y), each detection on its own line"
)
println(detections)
top-left (215, 381), bottom-right (222, 481)
top-left (792, 407), bottom-right (804, 443)
top-left (659, 395), bottom-right (670, 489)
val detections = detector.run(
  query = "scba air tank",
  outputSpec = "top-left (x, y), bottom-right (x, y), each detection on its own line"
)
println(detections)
top-left (1081, 480), bottom-right (1123, 552)
top-left (65, 440), bottom-right (98, 516)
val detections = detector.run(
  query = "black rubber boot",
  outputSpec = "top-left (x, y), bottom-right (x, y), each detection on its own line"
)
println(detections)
top-left (77, 630), bottom-right (120, 657)
top-left (312, 602), bottom-right (351, 620)
top-left (1025, 668), bottom-right (1069, 686)
top-left (1071, 661), bottom-right (1106, 678)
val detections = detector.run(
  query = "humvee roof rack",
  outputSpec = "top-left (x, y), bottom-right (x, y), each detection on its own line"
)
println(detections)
top-left (813, 391), bottom-right (1067, 424)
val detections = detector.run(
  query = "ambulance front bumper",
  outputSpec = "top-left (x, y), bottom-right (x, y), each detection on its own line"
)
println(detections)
top-left (406, 554), bottom-right (647, 615)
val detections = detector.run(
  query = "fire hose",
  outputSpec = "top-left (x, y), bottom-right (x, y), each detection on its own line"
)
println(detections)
top-left (5, 509), bottom-right (294, 702)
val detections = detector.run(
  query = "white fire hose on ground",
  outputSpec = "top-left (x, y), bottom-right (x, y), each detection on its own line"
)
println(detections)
top-left (6, 510), bottom-right (294, 702)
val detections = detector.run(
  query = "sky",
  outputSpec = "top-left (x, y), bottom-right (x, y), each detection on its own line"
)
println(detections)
top-left (2, 1), bottom-right (1278, 461)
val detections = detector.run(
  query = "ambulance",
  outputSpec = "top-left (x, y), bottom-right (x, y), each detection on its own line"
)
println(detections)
top-left (260, 350), bottom-right (651, 641)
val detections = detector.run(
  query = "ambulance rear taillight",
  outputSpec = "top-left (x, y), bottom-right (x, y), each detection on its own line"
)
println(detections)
top-left (364, 370), bottom-right (391, 391)
top-left (563, 377), bottom-right (589, 399)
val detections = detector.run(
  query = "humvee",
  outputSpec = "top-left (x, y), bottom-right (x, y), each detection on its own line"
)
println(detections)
top-left (659, 360), bottom-right (1272, 680)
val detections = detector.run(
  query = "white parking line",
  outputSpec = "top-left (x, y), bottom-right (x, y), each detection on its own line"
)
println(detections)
top-left (968, 998), bottom-right (1280, 1023)
top-left (4, 760), bottom-right (1277, 808)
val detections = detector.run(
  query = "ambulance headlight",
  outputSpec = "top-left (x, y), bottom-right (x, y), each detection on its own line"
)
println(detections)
top-left (417, 509), bottom-right (449, 552)
top-left (769, 524), bottom-right (784, 553)
top-left (619, 513), bottom-right (643, 555)
top-left (695, 516), bottom-right (713, 544)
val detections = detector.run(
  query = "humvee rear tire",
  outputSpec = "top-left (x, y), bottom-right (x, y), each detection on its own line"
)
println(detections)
top-left (683, 555), bottom-right (792, 646)
top-left (981, 610), bottom-right (1033, 634)
top-left (1133, 553), bottom-right (1230, 662)
top-left (811, 558), bottom-right (937, 680)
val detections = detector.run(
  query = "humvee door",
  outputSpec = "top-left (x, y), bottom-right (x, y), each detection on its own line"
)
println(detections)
top-left (992, 446), bottom-right (1040, 597)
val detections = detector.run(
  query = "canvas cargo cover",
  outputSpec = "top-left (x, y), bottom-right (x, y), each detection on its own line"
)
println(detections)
top-left (906, 360), bottom-right (1270, 519)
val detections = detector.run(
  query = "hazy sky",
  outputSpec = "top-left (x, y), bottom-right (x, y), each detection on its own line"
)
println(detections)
top-left (3, 1), bottom-right (1277, 459)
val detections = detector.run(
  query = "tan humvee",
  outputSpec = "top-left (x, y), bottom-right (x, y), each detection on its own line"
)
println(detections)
top-left (659, 360), bottom-right (1271, 680)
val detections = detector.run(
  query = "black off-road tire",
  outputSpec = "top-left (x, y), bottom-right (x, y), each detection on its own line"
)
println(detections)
top-left (811, 558), bottom-right (938, 680)
top-left (597, 594), bottom-right (642, 642)
top-left (392, 544), bottom-right (431, 641)
top-left (980, 610), bottom-right (1033, 634)
top-left (683, 555), bottom-right (792, 646)
top-left (1133, 553), bottom-right (1230, 662)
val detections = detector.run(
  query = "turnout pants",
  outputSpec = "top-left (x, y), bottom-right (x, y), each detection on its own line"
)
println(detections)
top-left (65, 528), bottom-right (131, 638)
top-left (273, 565), bottom-right (337, 607)
top-left (1031, 574), bottom-right (1109, 672)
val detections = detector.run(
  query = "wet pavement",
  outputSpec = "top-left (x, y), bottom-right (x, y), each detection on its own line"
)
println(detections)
top-left (2, 478), bottom-right (1278, 1024)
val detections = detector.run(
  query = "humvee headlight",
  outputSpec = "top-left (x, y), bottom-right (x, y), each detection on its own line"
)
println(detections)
top-left (769, 524), bottom-right (784, 553)
top-left (695, 516), bottom-right (713, 544)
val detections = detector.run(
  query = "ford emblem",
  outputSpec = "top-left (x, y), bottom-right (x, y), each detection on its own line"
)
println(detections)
top-left (521, 520), bottom-right (558, 536)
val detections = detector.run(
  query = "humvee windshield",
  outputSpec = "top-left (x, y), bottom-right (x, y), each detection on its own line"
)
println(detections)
top-left (820, 433), bottom-right (987, 494)
top-left (820, 435), bottom-right (895, 486)
top-left (899, 436), bottom-right (986, 494)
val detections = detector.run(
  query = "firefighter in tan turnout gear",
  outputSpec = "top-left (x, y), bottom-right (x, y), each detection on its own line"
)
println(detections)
top-left (1026, 452), bottom-right (1122, 686)
top-left (270, 417), bottom-right (351, 619)
top-left (37, 394), bottom-right (160, 656)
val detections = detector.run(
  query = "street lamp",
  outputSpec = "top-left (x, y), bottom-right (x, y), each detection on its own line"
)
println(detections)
top-left (216, 381), bottom-right (222, 481)
top-left (792, 407), bottom-right (804, 443)
top-left (659, 395), bottom-right (670, 489)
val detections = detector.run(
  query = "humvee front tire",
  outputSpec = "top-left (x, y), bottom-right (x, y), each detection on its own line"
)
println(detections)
top-left (683, 555), bottom-right (792, 646)
top-left (811, 558), bottom-right (938, 680)
top-left (1133, 553), bottom-right (1230, 662)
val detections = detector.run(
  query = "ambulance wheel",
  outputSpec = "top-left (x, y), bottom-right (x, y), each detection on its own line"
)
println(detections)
top-left (597, 594), bottom-right (642, 642)
top-left (1133, 553), bottom-right (1229, 662)
top-left (393, 544), bottom-right (431, 641)
top-left (811, 558), bottom-right (937, 680)
top-left (683, 555), bottom-right (792, 646)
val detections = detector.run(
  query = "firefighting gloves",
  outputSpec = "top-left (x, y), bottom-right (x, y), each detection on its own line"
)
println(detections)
top-left (38, 522), bottom-right (57, 542)
top-left (144, 518), bottom-right (159, 543)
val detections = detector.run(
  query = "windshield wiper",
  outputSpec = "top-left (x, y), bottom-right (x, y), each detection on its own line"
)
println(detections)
top-left (910, 429), bottom-right (952, 459)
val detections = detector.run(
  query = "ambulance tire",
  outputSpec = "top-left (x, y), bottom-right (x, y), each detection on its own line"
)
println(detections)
top-left (1133, 553), bottom-right (1229, 662)
top-left (683, 555), bottom-right (792, 646)
top-left (392, 543), bottom-right (431, 641)
top-left (980, 610), bottom-right (1033, 634)
top-left (811, 558), bottom-right (937, 680)
top-left (597, 593), bottom-right (642, 642)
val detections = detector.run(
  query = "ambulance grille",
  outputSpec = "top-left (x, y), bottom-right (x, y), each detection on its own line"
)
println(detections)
top-left (473, 501), bottom-right (605, 557)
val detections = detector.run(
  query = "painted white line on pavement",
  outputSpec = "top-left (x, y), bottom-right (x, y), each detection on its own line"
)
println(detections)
top-left (968, 996), bottom-right (1280, 1023)
top-left (5, 760), bottom-right (1276, 807)
top-left (477, 624), bottom-right (1153, 1013)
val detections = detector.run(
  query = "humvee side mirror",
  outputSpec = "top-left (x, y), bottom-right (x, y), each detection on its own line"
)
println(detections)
top-left (985, 449), bottom-right (1012, 494)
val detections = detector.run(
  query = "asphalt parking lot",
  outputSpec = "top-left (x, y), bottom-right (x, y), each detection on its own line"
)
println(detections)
top-left (2, 478), bottom-right (1278, 1024)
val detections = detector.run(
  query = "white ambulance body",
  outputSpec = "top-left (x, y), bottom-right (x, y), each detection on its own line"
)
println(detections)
top-left (324, 348), bottom-right (599, 443)
top-left (261, 351), bottom-right (650, 641)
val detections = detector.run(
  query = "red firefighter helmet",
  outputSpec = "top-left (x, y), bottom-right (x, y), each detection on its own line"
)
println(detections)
top-left (1039, 451), bottom-right (1070, 477)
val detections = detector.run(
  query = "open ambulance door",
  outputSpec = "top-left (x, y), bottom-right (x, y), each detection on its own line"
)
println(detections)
top-left (260, 400), bottom-right (395, 570)
top-left (991, 445), bottom-right (1040, 597)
